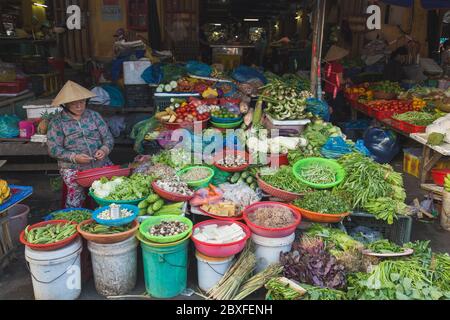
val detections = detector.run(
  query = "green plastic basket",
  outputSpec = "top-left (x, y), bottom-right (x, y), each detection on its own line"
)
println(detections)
top-left (89, 190), bottom-right (146, 207)
top-left (210, 119), bottom-right (243, 129)
top-left (176, 166), bottom-right (215, 188)
top-left (292, 158), bottom-right (346, 189)
top-left (139, 216), bottom-right (193, 244)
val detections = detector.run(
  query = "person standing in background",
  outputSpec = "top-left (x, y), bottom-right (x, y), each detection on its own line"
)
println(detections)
top-left (323, 45), bottom-right (350, 124)
top-left (384, 46), bottom-right (408, 82)
top-left (254, 30), bottom-right (268, 67)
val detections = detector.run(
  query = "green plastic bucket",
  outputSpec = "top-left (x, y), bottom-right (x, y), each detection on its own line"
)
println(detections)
top-left (139, 235), bottom-right (189, 298)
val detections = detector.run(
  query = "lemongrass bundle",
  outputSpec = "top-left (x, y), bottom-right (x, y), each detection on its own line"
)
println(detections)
top-left (233, 264), bottom-right (284, 300)
top-left (207, 243), bottom-right (256, 300)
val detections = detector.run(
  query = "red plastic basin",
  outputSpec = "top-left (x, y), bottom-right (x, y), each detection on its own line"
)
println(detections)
top-left (20, 220), bottom-right (79, 251)
top-left (191, 220), bottom-right (251, 258)
top-left (431, 169), bottom-right (450, 187)
top-left (75, 166), bottom-right (131, 188)
top-left (242, 202), bottom-right (302, 238)
top-left (151, 181), bottom-right (194, 202)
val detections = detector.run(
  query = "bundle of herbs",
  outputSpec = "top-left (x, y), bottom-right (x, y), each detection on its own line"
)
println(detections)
top-left (280, 236), bottom-right (347, 290)
top-left (293, 190), bottom-right (351, 214)
top-left (305, 224), bottom-right (365, 273)
top-left (347, 240), bottom-right (450, 300)
top-left (337, 153), bottom-right (408, 224)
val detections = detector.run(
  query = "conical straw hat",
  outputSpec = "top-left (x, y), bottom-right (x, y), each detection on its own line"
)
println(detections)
top-left (51, 81), bottom-right (96, 106)
top-left (324, 45), bottom-right (349, 62)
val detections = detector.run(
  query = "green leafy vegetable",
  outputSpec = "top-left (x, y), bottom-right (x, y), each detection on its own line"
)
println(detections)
top-left (259, 166), bottom-right (311, 194)
top-left (367, 240), bottom-right (403, 254)
top-left (294, 190), bottom-right (351, 214)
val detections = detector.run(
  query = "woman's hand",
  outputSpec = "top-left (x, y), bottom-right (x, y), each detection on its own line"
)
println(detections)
top-left (75, 154), bottom-right (93, 164)
top-left (94, 149), bottom-right (106, 161)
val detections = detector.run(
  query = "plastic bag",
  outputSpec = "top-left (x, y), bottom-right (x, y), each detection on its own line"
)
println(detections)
top-left (354, 139), bottom-right (371, 156)
top-left (186, 60), bottom-right (212, 77)
top-left (105, 116), bottom-right (126, 138)
top-left (321, 136), bottom-right (353, 159)
top-left (231, 66), bottom-right (267, 84)
top-left (101, 85), bottom-right (125, 107)
top-left (349, 226), bottom-right (383, 244)
top-left (306, 98), bottom-right (330, 121)
top-left (0, 114), bottom-right (20, 138)
top-left (141, 63), bottom-right (163, 84)
top-left (363, 127), bottom-right (400, 164)
top-left (130, 117), bottom-right (160, 154)
top-left (218, 182), bottom-right (263, 211)
top-left (90, 87), bottom-right (110, 105)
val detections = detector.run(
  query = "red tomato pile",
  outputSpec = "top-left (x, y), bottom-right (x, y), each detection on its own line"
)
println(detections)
top-left (366, 100), bottom-right (412, 112)
top-left (175, 102), bottom-right (210, 123)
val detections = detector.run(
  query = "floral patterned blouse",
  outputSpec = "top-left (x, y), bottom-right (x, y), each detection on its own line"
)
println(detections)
top-left (47, 109), bottom-right (114, 170)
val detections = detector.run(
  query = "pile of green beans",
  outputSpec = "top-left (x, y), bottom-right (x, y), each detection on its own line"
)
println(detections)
top-left (392, 112), bottom-right (440, 126)
top-left (51, 210), bottom-right (91, 223)
top-left (299, 164), bottom-right (336, 185)
top-left (81, 222), bottom-right (133, 235)
top-left (25, 223), bottom-right (77, 244)
top-left (260, 166), bottom-right (311, 193)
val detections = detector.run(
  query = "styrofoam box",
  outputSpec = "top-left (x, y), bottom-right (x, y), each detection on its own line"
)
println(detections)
top-left (123, 60), bottom-right (152, 85)
top-left (22, 104), bottom-right (62, 119)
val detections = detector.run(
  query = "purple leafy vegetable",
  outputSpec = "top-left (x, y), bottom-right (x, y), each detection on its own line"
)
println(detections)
top-left (280, 236), bottom-right (347, 290)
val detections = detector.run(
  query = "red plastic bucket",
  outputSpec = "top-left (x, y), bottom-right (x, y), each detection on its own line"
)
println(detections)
top-left (431, 168), bottom-right (450, 186)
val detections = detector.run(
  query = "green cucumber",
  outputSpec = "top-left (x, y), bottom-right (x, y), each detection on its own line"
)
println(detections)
top-left (138, 200), bottom-right (148, 209)
top-left (241, 172), bottom-right (250, 179)
top-left (147, 194), bottom-right (160, 204)
top-left (147, 206), bottom-right (154, 215)
top-left (152, 199), bottom-right (165, 211)
top-left (246, 177), bottom-right (254, 184)
top-left (230, 172), bottom-right (241, 184)
top-left (139, 209), bottom-right (147, 216)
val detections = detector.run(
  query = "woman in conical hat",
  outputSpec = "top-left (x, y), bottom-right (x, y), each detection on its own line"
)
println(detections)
top-left (323, 45), bottom-right (350, 124)
top-left (47, 81), bottom-right (114, 208)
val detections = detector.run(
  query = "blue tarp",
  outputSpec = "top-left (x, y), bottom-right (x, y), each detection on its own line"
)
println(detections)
top-left (381, 0), bottom-right (450, 9)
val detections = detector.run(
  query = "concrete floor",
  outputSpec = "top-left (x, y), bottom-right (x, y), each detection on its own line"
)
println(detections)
top-left (1, 156), bottom-right (450, 300)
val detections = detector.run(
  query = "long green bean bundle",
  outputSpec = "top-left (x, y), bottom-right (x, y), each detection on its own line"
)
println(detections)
top-left (299, 164), bottom-right (336, 185)
top-left (392, 112), bottom-right (440, 126)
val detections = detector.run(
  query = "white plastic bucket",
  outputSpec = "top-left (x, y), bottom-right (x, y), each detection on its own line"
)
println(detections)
top-left (25, 237), bottom-right (83, 300)
top-left (88, 236), bottom-right (138, 296)
top-left (252, 233), bottom-right (295, 273)
top-left (196, 251), bottom-right (234, 292)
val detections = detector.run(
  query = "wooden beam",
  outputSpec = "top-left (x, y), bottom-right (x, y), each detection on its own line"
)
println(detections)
top-left (0, 143), bottom-right (49, 156)
top-left (0, 163), bottom-right (59, 172)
